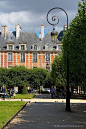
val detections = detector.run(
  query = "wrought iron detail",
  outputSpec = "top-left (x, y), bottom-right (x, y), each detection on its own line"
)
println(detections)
top-left (46, 7), bottom-right (68, 29)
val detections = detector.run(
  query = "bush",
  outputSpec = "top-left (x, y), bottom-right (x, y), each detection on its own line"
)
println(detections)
top-left (22, 84), bottom-right (28, 94)
top-left (40, 91), bottom-right (50, 94)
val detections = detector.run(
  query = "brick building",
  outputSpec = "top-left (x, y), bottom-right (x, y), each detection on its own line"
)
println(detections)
top-left (0, 24), bottom-right (63, 71)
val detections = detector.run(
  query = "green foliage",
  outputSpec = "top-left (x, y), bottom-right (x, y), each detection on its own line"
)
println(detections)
top-left (0, 67), bottom-right (8, 87)
top-left (30, 68), bottom-right (48, 87)
top-left (22, 84), bottom-right (28, 94)
top-left (62, 0), bottom-right (86, 86)
top-left (0, 66), bottom-right (49, 88)
top-left (51, 55), bottom-right (66, 87)
top-left (44, 72), bottom-right (53, 88)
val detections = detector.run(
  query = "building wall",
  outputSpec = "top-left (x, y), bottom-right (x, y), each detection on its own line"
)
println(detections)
top-left (0, 51), bottom-right (59, 70)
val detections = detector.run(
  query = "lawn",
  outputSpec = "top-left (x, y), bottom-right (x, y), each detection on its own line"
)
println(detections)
top-left (0, 101), bottom-right (26, 128)
top-left (10, 94), bottom-right (35, 99)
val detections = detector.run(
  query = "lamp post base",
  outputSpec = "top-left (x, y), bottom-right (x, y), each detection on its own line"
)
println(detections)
top-left (65, 91), bottom-right (71, 112)
top-left (65, 107), bottom-right (71, 112)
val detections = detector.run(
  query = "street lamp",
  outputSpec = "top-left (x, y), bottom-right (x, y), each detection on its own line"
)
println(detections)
top-left (46, 7), bottom-right (71, 111)
top-left (51, 27), bottom-right (58, 43)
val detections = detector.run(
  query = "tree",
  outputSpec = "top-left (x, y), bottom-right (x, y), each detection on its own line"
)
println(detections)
top-left (22, 83), bottom-right (28, 94)
top-left (62, 0), bottom-right (86, 88)
top-left (0, 67), bottom-right (9, 87)
top-left (51, 55), bottom-right (66, 87)
top-left (8, 66), bottom-right (30, 88)
top-left (44, 71), bottom-right (53, 88)
top-left (30, 68), bottom-right (47, 88)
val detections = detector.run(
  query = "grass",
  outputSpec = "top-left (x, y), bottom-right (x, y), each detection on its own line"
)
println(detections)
top-left (0, 101), bottom-right (26, 128)
top-left (10, 94), bottom-right (35, 99)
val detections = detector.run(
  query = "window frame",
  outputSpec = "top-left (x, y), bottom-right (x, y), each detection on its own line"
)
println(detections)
top-left (8, 53), bottom-right (13, 62)
top-left (34, 45), bottom-right (37, 50)
top-left (19, 41), bottom-right (27, 50)
top-left (45, 53), bottom-right (50, 62)
top-left (8, 45), bottom-right (13, 50)
top-left (45, 44), bottom-right (50, 50)
top-left (7, 41), bottom-right (14, 50)
top-left (33, 53), bottom-right (37, 62)
top-left (21, 45), bottom-right (25, 50)
top-left (58, 45), bottom-right (62, 50)
top-left (21, 53), bottom-right (25, 62)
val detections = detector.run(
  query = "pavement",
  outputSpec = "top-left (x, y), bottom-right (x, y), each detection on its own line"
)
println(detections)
top-left (2, 94), bottom-right (86, 129)
top-left (1, 94), bottom-right (86, 103)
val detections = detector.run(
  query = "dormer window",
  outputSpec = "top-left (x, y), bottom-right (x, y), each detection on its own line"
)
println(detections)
top-left (9, 45), bottom-right (13, 50)
top-left (21, 45), bottom-right (25, 50)
top-left (19, 41), bottom-right (27, 50)
top-left (6, 41), bottom-right (14, 50)
top-left (58, 45), bottom-right (62, 50)
top-left (56, 42), bottom-right (62, 50)
top-left (33, 44), bottom-right (38, 50)
top-left (34, 45), bottom-right (37, 50)
top-left (45, 44), bottom-right (50, 50)
top-left (46, 45), bottom-right (49, 50)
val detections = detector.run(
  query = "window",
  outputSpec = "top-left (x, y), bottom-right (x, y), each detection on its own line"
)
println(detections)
top-left (34, 45), bottom-right (37, 50)
top-left (46, 45), bottom-right (49, 50)
top-left (9, 45), bottom-right (13, 50)
top-left (58, 45), bottom-right (62, 50)
top-left (7, 41), bottom-right (14, 50)
top-left (58, 53), bottom-right (61, 56)
top-left (46, 53), bottom-right (50, 62)
top-left (21, 53), bottom-right (25, 62)
top-left (8, 53), bottom-right (12, 61)
top-left (8, 66), bottom-right (12, 69)
top-left (33, 53), bottom-right (37, 62)
top-left (46, 67), bottom-right (50, 71)
top-left (21, 45), bottom-right (25, 50)
top-left (19, 42), bottom-right (27, 50)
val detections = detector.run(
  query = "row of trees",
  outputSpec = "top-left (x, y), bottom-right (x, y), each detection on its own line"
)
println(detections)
top-left (0, 66), bottom-right (52, 89)
top-left (52, 0), bottom-right (86, 90)
top-left (0, 0), bottom-right (85, 91)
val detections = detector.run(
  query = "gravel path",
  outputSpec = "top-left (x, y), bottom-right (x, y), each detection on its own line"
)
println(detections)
top-left (5, 101), bottom-right (86, 129)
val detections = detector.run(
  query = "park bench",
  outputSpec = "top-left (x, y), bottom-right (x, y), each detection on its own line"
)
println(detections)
top-left (0, 92), bottom-right (9, 98)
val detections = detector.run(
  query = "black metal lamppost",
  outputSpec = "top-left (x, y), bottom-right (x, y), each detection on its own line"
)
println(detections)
top-left (46, 7), bottom-right (71, 111)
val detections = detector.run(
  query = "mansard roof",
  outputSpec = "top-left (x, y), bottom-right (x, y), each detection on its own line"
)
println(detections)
top-left (0, 30), bottom-right (62, 52)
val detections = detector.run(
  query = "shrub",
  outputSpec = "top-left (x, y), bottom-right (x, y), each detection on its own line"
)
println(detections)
top-left (22, 84), bottom-right (28, 94)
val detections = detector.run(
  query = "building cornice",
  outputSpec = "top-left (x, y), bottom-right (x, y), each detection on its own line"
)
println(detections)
top-left (0, 50), bottom-right (62, 52)
top-left (6, 41), bottom-right (14, 44)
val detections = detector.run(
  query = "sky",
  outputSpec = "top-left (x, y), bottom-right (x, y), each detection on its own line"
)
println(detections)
top-left (0, 0), bottom-right (82, 37)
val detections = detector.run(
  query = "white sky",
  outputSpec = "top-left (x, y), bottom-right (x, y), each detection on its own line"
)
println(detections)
top-left (0, 0), bottom-right (82, 35)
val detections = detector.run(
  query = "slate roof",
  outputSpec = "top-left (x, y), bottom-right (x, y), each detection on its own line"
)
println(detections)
top-left (0, 30), bottom-right (62, 52)
top-left (42, 32), bottom-right (61, 51)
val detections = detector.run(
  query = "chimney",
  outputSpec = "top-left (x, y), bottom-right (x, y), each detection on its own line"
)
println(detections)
top-left (4, 25), bottom-right (7, 39)
top-left (41, 24), bottom-right (44, 40)
top-left (39, 32), bottom-right (41, 41)
top-left (63, 24), bottom-right (67, 30)
top-left (1, 25), bottom-right (7, 38)
top-left (1, 25), bottom-right (5, 36)
top-left (15, 23), bottom-right (21, 38)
